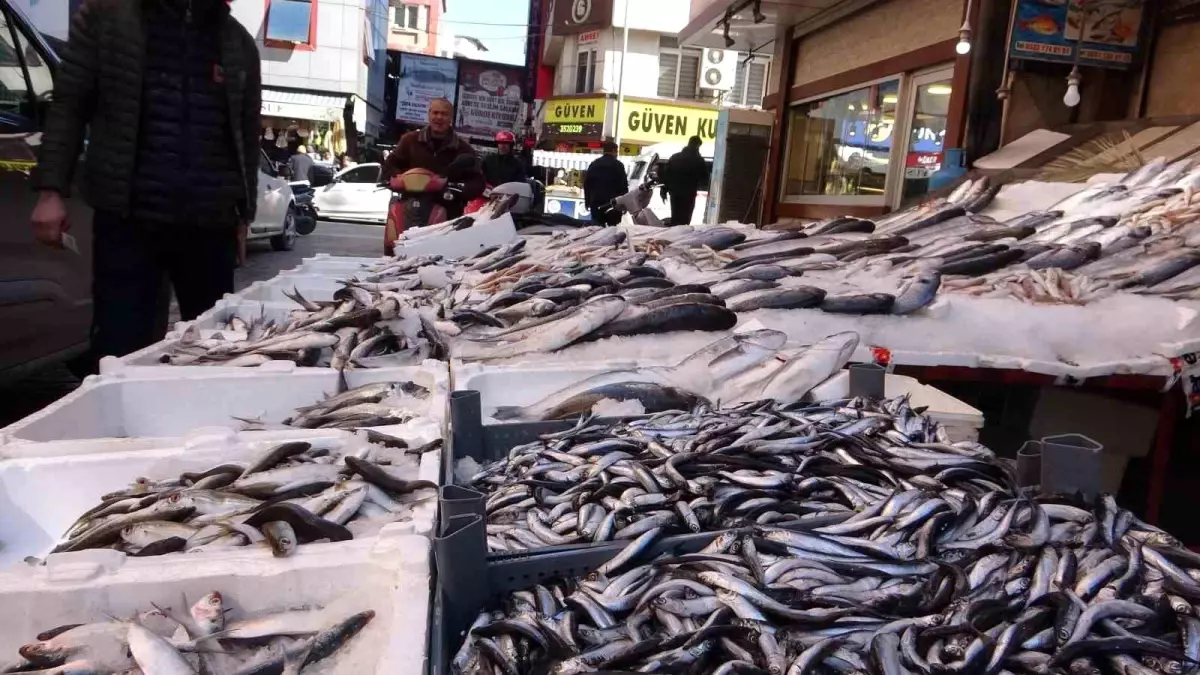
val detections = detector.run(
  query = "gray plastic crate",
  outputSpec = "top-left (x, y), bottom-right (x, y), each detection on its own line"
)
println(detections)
top-left (429, 524), bottom-right (722, 675)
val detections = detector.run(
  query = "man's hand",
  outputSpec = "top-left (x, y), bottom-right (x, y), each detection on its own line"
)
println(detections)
top-left (236, 221), bottom-right (248, 267)
top-left (31, 191), bottom-right (68, 248)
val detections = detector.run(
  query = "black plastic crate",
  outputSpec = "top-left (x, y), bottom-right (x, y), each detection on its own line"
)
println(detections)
top-left (429, 524), bottom-right (722, 675)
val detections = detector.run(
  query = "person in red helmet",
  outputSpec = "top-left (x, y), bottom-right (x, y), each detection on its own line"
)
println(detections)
top-left (481, 130), bottom-right (528, 187)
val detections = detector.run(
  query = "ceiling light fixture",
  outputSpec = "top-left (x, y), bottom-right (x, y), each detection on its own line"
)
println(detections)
top-left (1063, 66), bottom-right (1081, 107)
top-left (927, 84), bottom-right (953, 95)
top-left (956, 0), bottom-right (973, 55)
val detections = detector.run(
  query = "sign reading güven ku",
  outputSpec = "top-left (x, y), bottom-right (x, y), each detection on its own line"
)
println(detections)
top-left (621, 103), bottom-right (718, 144)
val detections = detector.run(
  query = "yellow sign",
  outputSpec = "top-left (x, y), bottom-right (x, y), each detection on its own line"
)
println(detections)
top-left (619, 102), bottom-right (718, 144)
top-left (545, 97), bottom-right (607, 124)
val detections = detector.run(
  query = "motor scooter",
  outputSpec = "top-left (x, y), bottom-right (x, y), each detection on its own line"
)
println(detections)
top-left (382, 155), bottom-right (475, 255)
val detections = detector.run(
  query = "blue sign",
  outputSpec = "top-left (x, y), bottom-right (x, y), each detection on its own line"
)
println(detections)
top-left (1009, 0), bottom-right (1144, 70)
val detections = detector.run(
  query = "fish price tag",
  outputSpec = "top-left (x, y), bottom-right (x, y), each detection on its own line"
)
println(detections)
top-left (869, 346), bottom-right (894, 372)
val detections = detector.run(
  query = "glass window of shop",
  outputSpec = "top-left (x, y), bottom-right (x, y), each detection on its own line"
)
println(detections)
top-left (900, 70), bottom-right (953, 202)
top-left (783, 79), bottom-right (899, 202)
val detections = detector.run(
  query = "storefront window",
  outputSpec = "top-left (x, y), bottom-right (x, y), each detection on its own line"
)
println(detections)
top-left (901, 77), bottom-right (951, 201)
top-left (783, 79), bottom-right (899, 200)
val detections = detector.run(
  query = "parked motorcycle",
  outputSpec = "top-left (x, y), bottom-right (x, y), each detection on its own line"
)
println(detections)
top-left (382, 155), bottom-right (475, 256)
top-left (288, 181), bottom-right (319, 235)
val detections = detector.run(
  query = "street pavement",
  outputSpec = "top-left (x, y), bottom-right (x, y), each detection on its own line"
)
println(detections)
top-left (0, 220), bottom-right (382, 427)
top-left (236, 219), bottom-right (382, 291)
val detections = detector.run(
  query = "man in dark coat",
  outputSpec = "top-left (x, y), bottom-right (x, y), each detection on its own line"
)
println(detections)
top-left (30, 0), bottom-right (262, 365)
top-left (481, 131), bottom-right (527, 187)
top-left (584, 141), bottom-right (628, 226)
top-left (662, 136), bottom-right (709, 225)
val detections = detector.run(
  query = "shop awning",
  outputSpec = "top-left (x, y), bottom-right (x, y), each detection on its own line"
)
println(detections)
top-left (260, 89), bottom-right (349, 122)
top-left (677, 0), bottom-right (869, 51)
top-left (534, 151), bottom-right (635, 172)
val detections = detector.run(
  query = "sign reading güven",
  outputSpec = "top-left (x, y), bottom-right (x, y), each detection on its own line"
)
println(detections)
top-left (545, 97), bottom-right (607, 124)
top-left (619, 102), bottom-right (718, 144)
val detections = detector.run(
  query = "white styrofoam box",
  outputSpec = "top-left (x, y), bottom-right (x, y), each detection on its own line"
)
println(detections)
top-left (1, 361), bottom-right (449, 445)
top-left (0, 533), bottom-right (431, 675)
top-left (174, 297), bottom-right (300, 335)
top-left (393, 212), bottom-right (517, 259)
top-left (0, 430), bottom-right (441, 568)
top-left (454, 362), bottom-right (982, 441)
top-left (235, 273), bottom-right (349, 304)
top-left (293, 253), bottom-right (389, 276)
top-left (806, 370), bottom-right (984, 443)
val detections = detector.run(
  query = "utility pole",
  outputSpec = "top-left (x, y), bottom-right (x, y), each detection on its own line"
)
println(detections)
top-left (614, 0), bottom-right (630, 146)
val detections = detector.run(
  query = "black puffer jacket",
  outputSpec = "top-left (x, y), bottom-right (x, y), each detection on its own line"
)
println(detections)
top-left (132, 0), bottom-right (247, 225)
top-left (34, 0), bottom-right (261, 222)
top-left (481, 152), bottom-right (527, 187)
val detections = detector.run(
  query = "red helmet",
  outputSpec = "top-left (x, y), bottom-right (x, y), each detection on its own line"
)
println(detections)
top-left (495, 131), bottom-right (516, 144)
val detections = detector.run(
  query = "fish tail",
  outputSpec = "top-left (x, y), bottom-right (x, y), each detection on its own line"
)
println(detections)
top-left (491, 406), bottom-right (527, 421)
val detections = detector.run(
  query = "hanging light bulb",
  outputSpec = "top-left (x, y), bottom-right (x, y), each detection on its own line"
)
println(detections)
top-left (956, 20), bottom-right (971, 55)
top-left (1063, 66), bottom-right (1081, 107)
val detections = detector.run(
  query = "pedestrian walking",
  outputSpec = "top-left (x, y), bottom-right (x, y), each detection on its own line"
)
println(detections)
top-left (661, 136), bottom-right (709, 225)
top-left (584, 141), bottom-right (628, 226)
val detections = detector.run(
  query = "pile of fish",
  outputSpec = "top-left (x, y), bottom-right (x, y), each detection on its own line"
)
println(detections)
top-left (452, 397), bottom-right (1200, 675)
top-left (50, 437), bottom-right (438, 557)
top-left (488, 330), bottom-right (859, 422)
top-left (155, 256), bottom-right (457, 369)
top-left (465, 392), bottom-right (959, 553)
top-left (5, 592), bottom-right (373, 674)
top-left (721, 159), bottom-right (1200, 306)
top-left (234, 380), bottom-right (435, 431)
top-left (151, 159), bottom-right (1200, 370)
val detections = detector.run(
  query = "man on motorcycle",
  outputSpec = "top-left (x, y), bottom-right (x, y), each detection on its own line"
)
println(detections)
top-left (481, 131), bottom-right (528, 188)
top-left (382, 97), bottom-right (484, 219)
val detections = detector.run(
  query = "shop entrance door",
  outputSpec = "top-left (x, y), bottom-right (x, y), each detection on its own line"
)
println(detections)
top-left (893, 66), bottom-right (954, 208)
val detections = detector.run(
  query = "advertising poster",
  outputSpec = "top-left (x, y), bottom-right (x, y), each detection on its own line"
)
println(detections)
top-left (1008, 0), bottom-right (1145, 70)
top-left (395, 54), bottom-right (459, 124)
top-left (455, 61), bottom-right (525, 139)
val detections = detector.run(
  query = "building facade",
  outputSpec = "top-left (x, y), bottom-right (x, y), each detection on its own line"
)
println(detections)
top-left (678, 0), bottom-right (971, 224)
top-left (536, 0), bottom-right (771, 155)
top-left (228, 0), bottom-right (389, 160)
top-left (387, 0), bottom-right (444, 55)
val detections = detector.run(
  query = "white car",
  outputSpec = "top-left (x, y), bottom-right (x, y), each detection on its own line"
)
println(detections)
top-left (252, 151), bottom-right (300, 250)
top-left (312, 163), bottom-right (390, 223)
top-left (628, 142), bottom-right (714, 225)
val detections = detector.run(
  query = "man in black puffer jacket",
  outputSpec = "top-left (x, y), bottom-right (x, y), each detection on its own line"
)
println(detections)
top-left (30, 0), bottom-right (261, 364)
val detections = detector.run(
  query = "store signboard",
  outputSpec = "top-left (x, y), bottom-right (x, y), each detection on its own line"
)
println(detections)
top-left (455, 60), bottom-right (526, 138)
top-left (578, 30), bottom-right (600, 44)
top-left (1008, 0), bottom-right (1145, 70)
top-left (904, 151), bottom-right (943, 179)
top-left (261, 100), bottom-right (342, 122)
top-left (395, 54), bottom-right (459, 124)
top-left (618, 101), bottom-right (718, 145)
top-left (545, 97), bottom-right (608, 124)
top-left (551, 0), bottom-right (613, 34)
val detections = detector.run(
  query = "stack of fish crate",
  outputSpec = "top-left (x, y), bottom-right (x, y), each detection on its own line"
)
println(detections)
top-left (0, 252), bottom-right (458, 673)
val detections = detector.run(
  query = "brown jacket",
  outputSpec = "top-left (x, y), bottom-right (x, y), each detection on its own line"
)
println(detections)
top-left (382, 127), bottom-right (484, 200)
